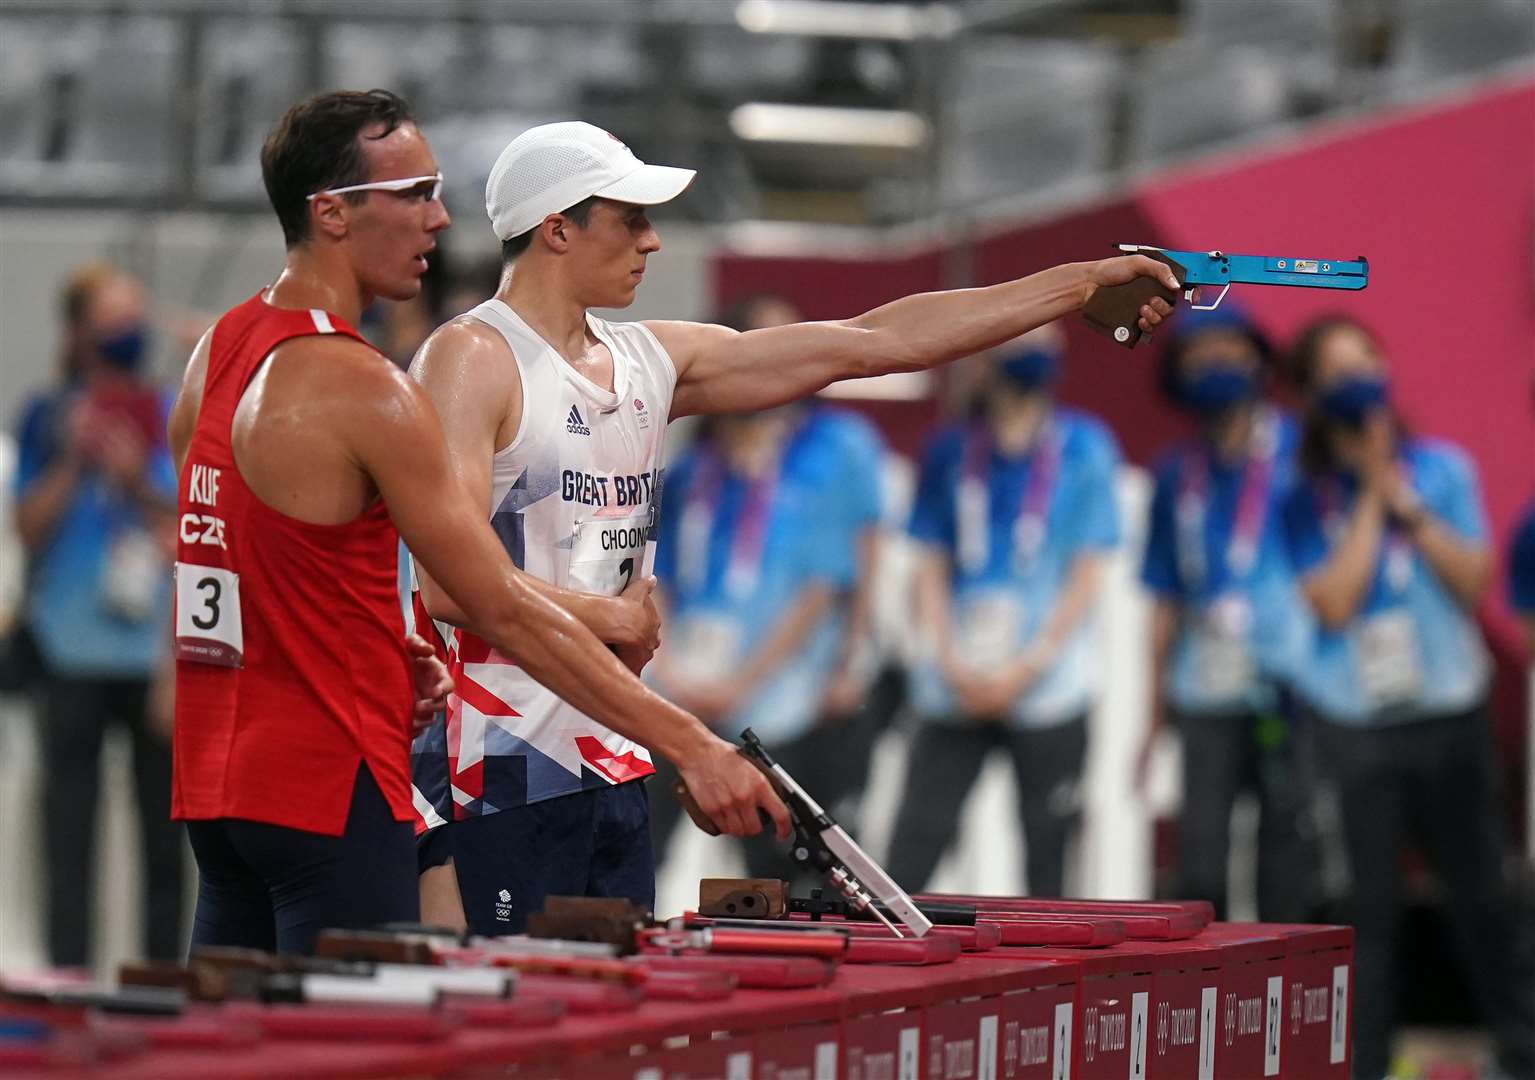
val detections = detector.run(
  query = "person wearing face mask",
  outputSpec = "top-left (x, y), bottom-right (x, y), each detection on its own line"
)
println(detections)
top-left (1135, 306), bottom-right (1314, 923)
top-left (11, 262), bottom-right (184, 967)
top-left (1281, 315), bottom-right (1533, 1080)
top-left (648, 406), bottom-right (846, 876)
top-left (885, 324), bottom-right (1120, 897)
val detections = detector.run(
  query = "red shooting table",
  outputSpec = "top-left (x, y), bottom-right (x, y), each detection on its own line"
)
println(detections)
top-left (2, 920), bottom-right (1350, 1078)
top-left (1238, 923), bottom-right (1353, 1080)
top-left (1008, 938), bottom-right (1228, 1080)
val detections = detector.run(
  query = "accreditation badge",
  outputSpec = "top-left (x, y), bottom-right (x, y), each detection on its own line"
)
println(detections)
top-left (666, 612), bottom-right (746, 687)
top-left (953, 592), bottom-right (1024, 676)
top-left (1190, 593), bottom-right (1254, 701)
top-left (1352, 607), bottom-right (1421, 706)
top-left (101, 527), bottom-right (164, 623)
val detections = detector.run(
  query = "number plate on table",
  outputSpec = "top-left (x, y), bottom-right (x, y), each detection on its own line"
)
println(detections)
top-left (174, 562), bottom-right (243, 667)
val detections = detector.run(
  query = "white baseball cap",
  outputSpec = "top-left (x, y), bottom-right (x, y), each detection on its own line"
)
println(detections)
top-left (485, 121), bottom-right (697, 242)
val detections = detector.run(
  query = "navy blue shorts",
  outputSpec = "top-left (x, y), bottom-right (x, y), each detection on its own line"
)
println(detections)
top-left (417, 780), bottom-right (654, 936)
top-left (186, 764), bottom-right (418, 956)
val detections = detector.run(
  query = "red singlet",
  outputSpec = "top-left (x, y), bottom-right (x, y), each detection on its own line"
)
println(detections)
top-left (171, 294), bottom-right (413, 835)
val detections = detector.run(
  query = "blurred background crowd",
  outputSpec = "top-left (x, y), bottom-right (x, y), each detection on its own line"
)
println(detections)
top-left (0, 1), bottom-right (1531, 1077)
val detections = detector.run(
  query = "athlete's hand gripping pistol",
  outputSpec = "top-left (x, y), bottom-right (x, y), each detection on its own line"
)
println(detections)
top-left (1084, 245), bottom-right (1370, 348)
top-left (674, 729), bottom-right (932, 938)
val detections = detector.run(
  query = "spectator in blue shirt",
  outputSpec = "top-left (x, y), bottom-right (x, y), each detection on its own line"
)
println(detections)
top-left (1282, 315), bottom-right (1532, 1080)
top-left (887, 324), bottom-right (1120, 897)
top-left (1135, 306), bottom-right (1314, 921)
top-left (649, 406), bottom-right (846, 873)
top-left (1510, 500), bottom-right (1535, 653)
top-left (13, 263), bottom-right (184, 966)
top-left (742, 292), bottom-right (891, 817)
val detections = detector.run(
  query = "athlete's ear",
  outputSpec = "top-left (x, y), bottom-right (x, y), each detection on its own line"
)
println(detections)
top-left (540, 213), bottom-right (572, 254)
top-left (309, 194), bottom-right (351, 243)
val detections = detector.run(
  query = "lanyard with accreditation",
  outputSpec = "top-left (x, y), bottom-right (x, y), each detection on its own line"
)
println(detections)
top-left (955, 421), bottom-right (1061, 577)
top-left (950, 422), bottom-right (1062, 676)
top-left (1173, 409), bottom-right (1281, 700)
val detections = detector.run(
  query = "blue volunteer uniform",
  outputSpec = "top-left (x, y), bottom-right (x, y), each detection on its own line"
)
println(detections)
top-left (1140, 408), bottom-right (1313, 920)
top-left (647, 418), bottom-right (855, 867)
top-left (1284, 436), bottom-right (1533, 1079)
top-left (741, 406), bottom-right (887, 878)
top-left (1141, 409), bottom-right (1310, 714)
top-left (791, 405), bottom-right (886, 597)
top-left (887, 408), bottom-right (1119, 897)
top-left (14, 384), bottom-right (184, 966)
top-left (1281, 437), bottom-right (1489, 724)
top-left (653, 435), bottom-right (847, 745)
top-left (15, 390), bottom-right (176, 677)
top-left (906, 409), bottom-right (1121, 728)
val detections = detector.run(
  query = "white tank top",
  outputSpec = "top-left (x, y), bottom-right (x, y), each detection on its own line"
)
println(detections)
top-left (410, 299), bottom-right (675, 822)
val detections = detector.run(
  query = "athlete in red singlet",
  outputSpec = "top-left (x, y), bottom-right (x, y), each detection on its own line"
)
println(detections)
top-left (167, 90), bottom-right (788, 954)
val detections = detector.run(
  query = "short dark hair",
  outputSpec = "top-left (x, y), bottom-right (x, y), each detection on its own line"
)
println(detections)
top-left (260, 89), bottom-right (415, 249)
top-left (500, 195), bottom-right (599, 264)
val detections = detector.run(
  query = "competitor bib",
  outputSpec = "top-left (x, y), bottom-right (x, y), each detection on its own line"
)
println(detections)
top-left (174, 561), bottom-right (243, 667)
top-left (568, 508), bottom-right (653, 596)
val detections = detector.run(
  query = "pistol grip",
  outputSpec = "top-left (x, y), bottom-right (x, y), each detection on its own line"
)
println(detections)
top-left (671, 778), bottom-right (721, 836)
top-left (1081, 252), bottom-right (1186, 348)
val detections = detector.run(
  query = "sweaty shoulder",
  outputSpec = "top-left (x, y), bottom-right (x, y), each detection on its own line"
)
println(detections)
top-left (411, 314), bottom-right (514, 386)
top-left (409, 314), bottom-right (519, 448)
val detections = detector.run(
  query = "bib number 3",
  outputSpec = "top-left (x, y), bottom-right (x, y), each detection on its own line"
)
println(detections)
top-left (174, 562), bottom-right (244, 668)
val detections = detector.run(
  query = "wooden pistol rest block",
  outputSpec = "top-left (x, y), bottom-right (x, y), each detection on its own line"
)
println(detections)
top-left (698, 878), bottom-right (789, 919)
top-left (312, 930), bottom-right (435, 965)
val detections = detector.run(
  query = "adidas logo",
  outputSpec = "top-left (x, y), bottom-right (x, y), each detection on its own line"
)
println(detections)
top-left (566, 405), bottom-right (590, 436)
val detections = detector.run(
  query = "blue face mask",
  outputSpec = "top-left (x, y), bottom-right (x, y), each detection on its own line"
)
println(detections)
top-left (96, 325), bottom-right (149, 373)
top-left (998, 347), bottom-right (1059, 393)
top-left (1178, 365), bottom-right (1257, 417)
top-left (1318, 374), bottom-right (1388, 427)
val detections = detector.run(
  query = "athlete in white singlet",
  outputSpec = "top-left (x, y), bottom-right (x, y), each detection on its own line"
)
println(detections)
top-left (412, 301), bottom-right (675, 820)
top-left (410, 121), bottom-right (1180, 934)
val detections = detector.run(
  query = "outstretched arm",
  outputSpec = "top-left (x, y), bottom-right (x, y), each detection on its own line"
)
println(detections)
top-left (654, 255), bottom-right (1180, 418)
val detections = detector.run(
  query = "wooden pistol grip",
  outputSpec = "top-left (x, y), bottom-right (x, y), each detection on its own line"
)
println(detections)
top-left (1080, 252), bottom-right (1185, 348)
top-left (672, 777), bottom-right (721, 836)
